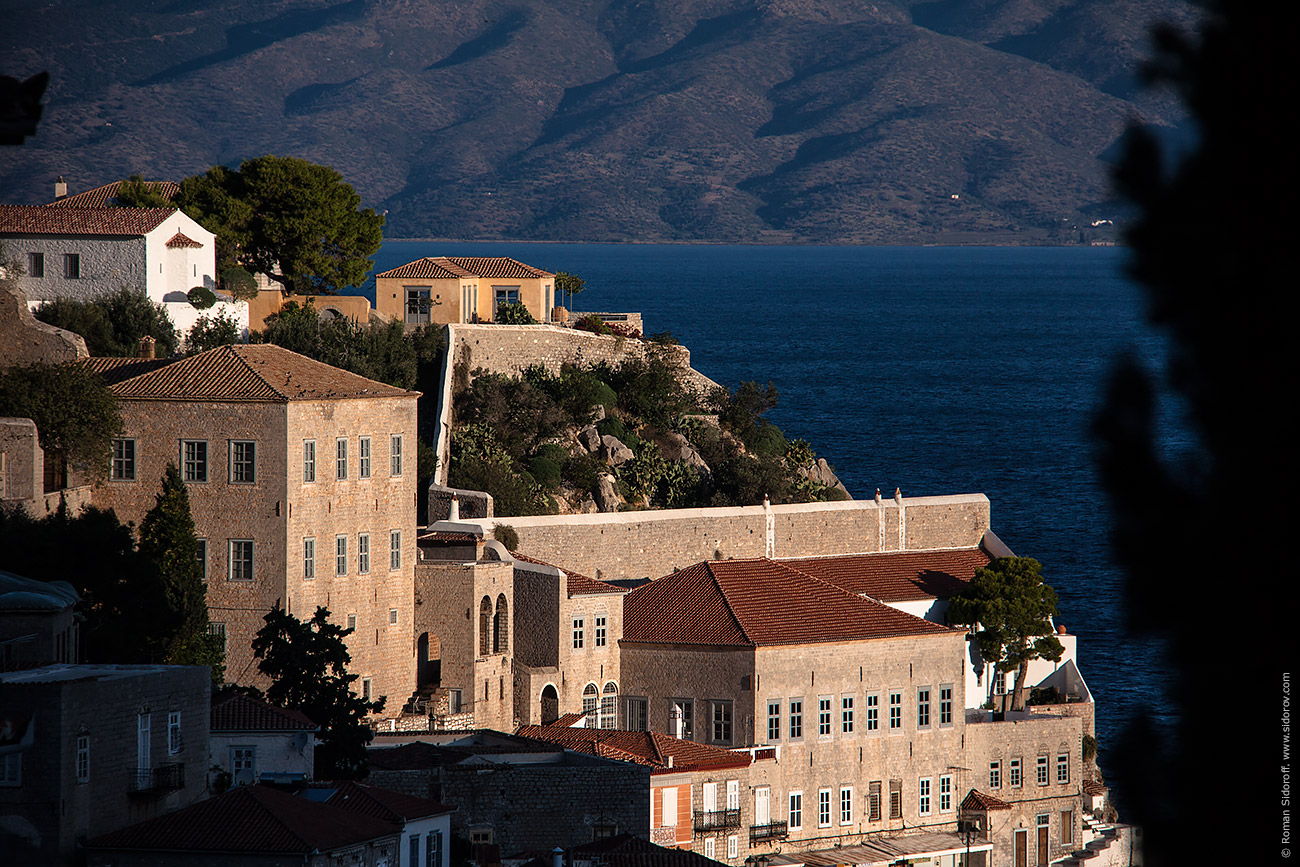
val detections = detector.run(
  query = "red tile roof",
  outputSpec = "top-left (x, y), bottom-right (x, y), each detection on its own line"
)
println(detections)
top-left (83, 344), bottom-right (416, 402)
top-left (1082, 780), bottom-right (1107, 795)
top-left (85, 784), bottom-right (399, 853)
top-left (780, 548), bottom-right (993, 602)
top-left (961, 789), bottom-right (1012, 811)
top-left (516, 726), bottom-right (751, 774)
top-left (623, 558), bottom-right (953, 647)
top-left (376, 256), bottom-right (553, 281)
top-left (211, 692), bottom-right (316, 732)
top-left (166, 230), bottom-right (204, 248)
top-left (513, 552), bottom-right (626, 596)
top-left (566, 832), bottom-right (723, 867)
top-left (0, 204), bottom-right (177, 236)
top-left (48, 180), bottom-right (180, 208)
top-left (323, 780), bottom-right (453, 821)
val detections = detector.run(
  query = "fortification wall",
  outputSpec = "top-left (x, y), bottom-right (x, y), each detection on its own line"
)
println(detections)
top-left (475, 493), bottom-right (991, 581)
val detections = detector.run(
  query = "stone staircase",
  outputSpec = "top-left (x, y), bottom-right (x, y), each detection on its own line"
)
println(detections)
top-left (1058, 819), bottom-right (1142, 866)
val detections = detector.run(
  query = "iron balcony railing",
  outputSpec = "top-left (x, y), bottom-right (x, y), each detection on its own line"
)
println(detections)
top-left (749, 821), bottom-right (788, 844)
top-left (130, 762), bottom-right (184, 794)
top-left (693, 808), bottom-right (741, 832)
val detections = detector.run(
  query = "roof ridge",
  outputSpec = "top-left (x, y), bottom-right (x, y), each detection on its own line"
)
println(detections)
top-left (704, 561), bottom-right (755, 645)
top-left (229, 344), bottom-right (291, 399)
top-left (246, 786), bottom-right (323, 851)
top-left (764, 556), bottom-right (940, 623)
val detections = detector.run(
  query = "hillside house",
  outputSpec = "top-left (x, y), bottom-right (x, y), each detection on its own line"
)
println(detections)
top-left (374, 257), bottom-right (555, 327)
top-left (85, 344), bottom-right (420, 707)
top-left (209, 691), bottom-right (318, 786)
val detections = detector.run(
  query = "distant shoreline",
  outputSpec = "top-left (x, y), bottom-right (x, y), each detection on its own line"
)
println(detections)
top-left (382, 237), bottom-right (1122, 248)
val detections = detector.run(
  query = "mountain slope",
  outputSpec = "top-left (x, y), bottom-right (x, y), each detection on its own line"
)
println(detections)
top-left (3, 0), bottom-right (1192, 243)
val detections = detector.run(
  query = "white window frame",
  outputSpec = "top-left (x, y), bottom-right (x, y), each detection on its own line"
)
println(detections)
top-left (358, 533), bottom-right (370, 574)
top-left (704, 839), bottom-right (716, 860)
top-left (391, 434), bottom-right (403, 476)
top-left (336, 534), bottom-right (348, 576)
top-left (726, 834), bottom-right (738, 859)
top-left (303, 538), bottom-right (315, 580)
top-left (889, 690), bottom-right (902, 731)
top-left (789, 791), bottom-right (803, 830)
top-left (111, 438), bottom-right (136, 481)
top-left (389, 530), bottom-right (401, 570)
top-left (229, 539), bottom-right (254, 581)
top-left (789, 697), bottom-right (803, 739)
top-left (727, 779), bottom-right (739, 811)
top-left (990, 760), bottom-right (1002, 789)
top-left (919, 777), bottom-right (932, 816)
top-left (76, 734), bottom-right (90, 783)
top-left (841, 694), bottom-right (855, 734)
top-left (840, 785), bottom-right (853, 825)
top-left (303, 440), bottom-right (316, 482)
top-left (359, 436), bottom-right (371, 479)
top-left (1010, 756), bottom-right (1023, 788)
top-left (594, 614), bottom-right (607, 647)
top-left (711, 699), bottom-right (733, 744)
top-left (229, 440), bottom-right (256, 484)
top-left (866, 692), bottom-right (880, 732)
top-left (389, 608), bottom-right (398, 625)
top-left (167, 711), bottom-right (182, 755)
top-left (660, 786), bottom-right (677, 827)
top-left (572, 617), bottom-right (584, 649)
top-left (1037, 754), bottom-right (1050, 785)
top-left (818, 695), bottom-right (832, 737)
top-left (939, 774), bottom-right (953, 813)
top-left (336, 437), bottom-right (348, 480)
top-left (182, 439), bottom-right (208, 483)
top-left (817, 787), bottom-right (832, 828)
top-left (1057, 752), bottom-right (1070, 784)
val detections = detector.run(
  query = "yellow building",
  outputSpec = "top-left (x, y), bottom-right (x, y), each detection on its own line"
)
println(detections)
top-left (373, 257), bottom-right (555, 327)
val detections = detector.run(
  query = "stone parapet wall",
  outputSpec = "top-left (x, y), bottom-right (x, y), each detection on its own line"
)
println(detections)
top-left (463, 494), bottom-right (991, 581)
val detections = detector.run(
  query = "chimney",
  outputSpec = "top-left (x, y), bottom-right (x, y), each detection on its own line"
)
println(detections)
top-left (448, 493), bottom-right (460, 522)
top-left (666, 755), bottom-right (674, 768)
top-left (552, 848), bottom-right (564, 867)
top-left (54, 176), bottom-right (67, 199)
top-left (137, 336), bottom-right (156, 359)
top-left (670, 703), bottom-right (684, 739)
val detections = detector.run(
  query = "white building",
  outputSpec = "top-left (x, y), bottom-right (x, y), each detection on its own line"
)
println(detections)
top-left (0, 204), bottom-right (248, 341)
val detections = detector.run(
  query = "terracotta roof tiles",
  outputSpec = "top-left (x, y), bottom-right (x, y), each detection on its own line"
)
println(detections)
top-left (165, 230), bottom-right (204, 248)
top-left (48, 180), bottom-right (180, 208)
top-left (323, 781), bottom-right (453, 821)
top-left (780, 548), bottom-right (992, 602)
top-left (961, 789), bottom-right (1012, 811)
top-left (512, 552), bottom-right (627, 596)
top-left (84, 344), bottom-right (416, 403)
top-left (0, 204), bottom-right (177, 236)
top-left (623, 558), bottom-right (953, 647)
top-left (376, 256), bottom-right (553, 281)
top-left (515, 726), bottom-right (751, 774)
top-left (210, 692), bottom-right (316, 732)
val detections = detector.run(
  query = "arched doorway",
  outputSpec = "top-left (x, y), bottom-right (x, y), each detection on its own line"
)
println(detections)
top-left (540, 684), bottom-right (559, 725)
top-left (416, 632), bottom-right (441, 688)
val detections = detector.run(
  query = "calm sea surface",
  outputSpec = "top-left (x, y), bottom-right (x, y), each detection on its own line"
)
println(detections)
top-left (376, 241), bottom-right (1176, 805)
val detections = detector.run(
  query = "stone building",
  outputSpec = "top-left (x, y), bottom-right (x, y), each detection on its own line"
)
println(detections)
top-left (86, 344), bottom-right (420, 706)
top-left (0, 569), bottom-right (80, 672)
top-left (208, 691), bottom-right (318, 786)
top-left (374, 257), bottom-right (555, 327)
top-left (619, 556), bottom-right (1086, 865)
top-left (0, 664), bottom-right (211, 866)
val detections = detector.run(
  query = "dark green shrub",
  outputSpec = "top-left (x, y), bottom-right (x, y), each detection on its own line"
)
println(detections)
top-left (494, 302), bottom-right (537, 324)
top-left (746, 420), bottom-right (788, 457)
top-left (537, 443), bottom-right (569, 464)
top-left (186, 311), bottom-right (240, 353)
top-left (562, 453), bottom-right (601, 494)
top-left (34, 288), bottom-right (179, 357)
top-left (493, 524), bottom-right (520, 550)
top-left (222, 266), bottom-right (259, 301)
top-left (188, 285), bottom-right (217, 309)
top-left (597, 417), bottom-right (626, 441)
top-left (527, 456), bottom-right (561, 489)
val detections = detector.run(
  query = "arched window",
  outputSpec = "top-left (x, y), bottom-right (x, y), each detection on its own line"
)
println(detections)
top-left (582, 683), bottom-right (599, 728)
top-left (493, 594), bottom-right (509, 654)
top-left (540, 685), bottom-right (559, 725)
top-left (600, 682), bottom-right (619, 729)
top-left (479, 597), bottom-right (492, 656)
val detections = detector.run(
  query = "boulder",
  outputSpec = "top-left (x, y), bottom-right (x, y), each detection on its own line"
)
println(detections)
top-left (601, 435), bottom-right (635, 466)
top-left (594, 474), bottom-right (621, 512)
top-left (662, 431), bottom-right (711, 481)
top-left (578, 424), bottom-right (602, 452)
top-left (799, 458), bottom-right (850, 497)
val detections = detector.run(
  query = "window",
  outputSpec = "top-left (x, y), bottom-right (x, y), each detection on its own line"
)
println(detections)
top-left (336, 438), bottom-right (348, 479)
top-left (661, 786), bottom-right (677, 827)
top-left (582, 684), bottom-right (599, 725)
top-left (1009, 757), bottom-right (1023, 787)
top-left (428, 830), bottom-right (444, 867)
top-left (626, 696), bottom-right (648, 731)
top-left (889, 691), bottom-right (902, 730)
top-left (336, 535), bottom-right (348, 576)
top-left (918, 777), bottom-right (931, 815)
top-left (788, 792), bottom-right (803, 830)
top-left (479, 597), bottom-right (492, 655)
top-left (842, 695), bottom-right (855, 733)
top-left (494, 286), bottom-right (520, 313)
top-left (391, 435), bottom-right (403, 476)
top-left (207, 622), bottom-right (225, 653)
top-left (0, 753), bottom-right (21, 786)
top-left (229, 540), bottom-right (253, 580)
top-left (1061, 810), bottom-right (1074, 844)
top-left (303, 440), bottom-right (316, 482)
top-left (917, 687), bottom-right (931, 728)
top-left (111, 438), bottom-right (135, 480)
top-left (669, 699), bottom-right (693, 740)
top-left (359, 436), bottom-right (371, 478)
top-left (727, 780), bottom-right (739, 811)
top-left (1057, 753), bottom-right (1070, 784)
top-left (303, 538), bottom-right (315, 579)
top-left (868, 781), bottom-right (881, 821)
top-left (182, 440), bottom-right (207, 482)
top-left (994, 670), bottom-right (1006, 695)
top-left (840, 786), bottom-right (853, 825)
top-left (595, 614), bottom-right (607, 647)
top-left (231, 746), bottom-right (256, 782)
top-left (889, 780), bottom-right (902, 819)
top-left (362, 678), bottom-right (372, 701)
top-left (711, 700), bottom-right (732, 744)
top-left (866, 693), bottom-right (879, 731)
top-left (27, 252), bottom-right (43, 278)
top-left (230, 440), bottom-right (255, 483)
top-left (789, 698), bottom-right (803, 739)
top-left (601, 683), bottom-right (618, 729)
top-left (410, 835), bottom-right (420, 867)
top-left (168, 711), bottom-right (182, 755)
top-left (940, 684), bottom-right (953, 726)
top-left (76, 734), bottom-right (89, 783)
top-left (989, 760), bottom-right (1002, 789)
top-left (726, 835), bottom-right (738, 859)
top-left (572, 617), bottom-right (585, 649)
top-left (196, 539), bottom-right (208, 581)
top-left (1037, 755), bottom-right (1049, 785)
top-left (389, 530), bottom-right (401, 570)
top-left (389, 607), bottom-right (399, 625)
top-left (767, 701), bottom-right (781, 741)
top-left (818, 788), bottom-right (832, 827)
top-left (939, 774), bottom-right (953, 813)
top-left (358, 533), bottom-right (370, 573)
top-left (818, 696), bottom-right (832, 736)
top-left (347, 614), bottom-right (357, 631)
top-left (63, 253), bottom-right (80, 279)
top-left (704, 839), bottom-right (716, 860)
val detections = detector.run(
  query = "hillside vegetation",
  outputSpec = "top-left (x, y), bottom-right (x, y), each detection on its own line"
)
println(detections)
top-left (6, 0), bottom-right (1194, 243)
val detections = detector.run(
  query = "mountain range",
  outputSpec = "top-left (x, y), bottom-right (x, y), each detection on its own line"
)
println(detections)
top-left (3, 0), bottom-right (1196, 243)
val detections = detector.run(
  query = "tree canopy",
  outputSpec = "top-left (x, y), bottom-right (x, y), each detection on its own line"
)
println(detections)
top-left (0, 361), bottom-right (122, 481)
top-left (176, 156), bottom-right (384, 295)
top-left (947, 556), bottom-right (1063, 712)
top-left (113, 174), bottom-right (173, 208)
top-left (554, 271), bottom-right (585, 309)
top-left (34, 288), bottom-right (179, 358)
top-left (252, 606), bottom-right (385, 779)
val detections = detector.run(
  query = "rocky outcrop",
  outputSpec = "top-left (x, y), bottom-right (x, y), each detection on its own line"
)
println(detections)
top-left (601, 434), bottom-right (634, 467)
top-left (799, 458), bottom-right (850, 497)
top-left (594, 474), bottom-right (621, 513)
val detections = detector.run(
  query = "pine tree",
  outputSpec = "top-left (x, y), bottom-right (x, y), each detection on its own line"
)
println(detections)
top-left (252, 606), bottom-right (385, 779)
top-left (137, 464), bottom-right (224, 680)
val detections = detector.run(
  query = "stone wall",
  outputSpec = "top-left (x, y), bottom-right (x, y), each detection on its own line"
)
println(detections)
top-left (0, 280), bottom-right (86, 371)
top-left (462, 494), bottom-right (991, 581)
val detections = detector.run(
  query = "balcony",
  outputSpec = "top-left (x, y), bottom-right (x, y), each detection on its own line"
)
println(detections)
top-left (694, 808), bottom-right (741, 832)
top-left (130, 763), bottom-right (184, 795)
top-left (749, 821), bottom-right (788, 844)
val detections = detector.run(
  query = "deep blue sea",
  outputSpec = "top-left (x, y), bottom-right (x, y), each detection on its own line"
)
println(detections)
top-left (375, 241), bottom-right (1177, 807)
